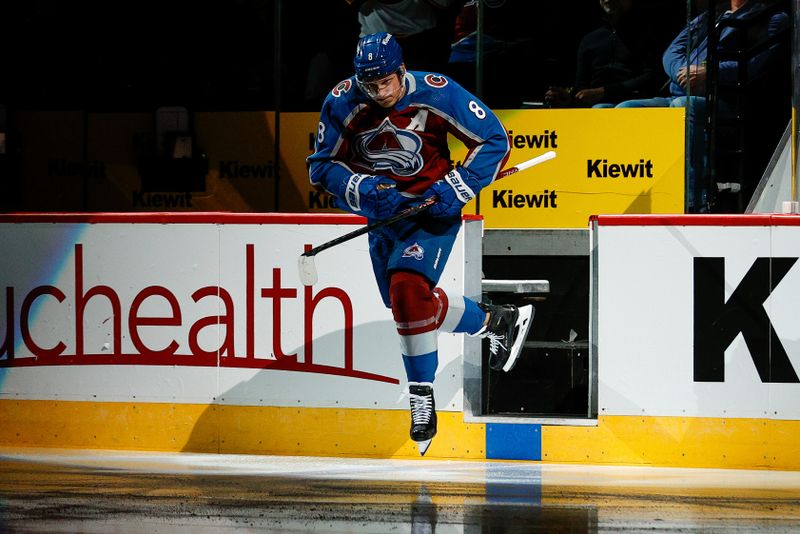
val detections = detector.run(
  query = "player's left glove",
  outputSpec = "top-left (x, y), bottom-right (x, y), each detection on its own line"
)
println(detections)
top-left (422, 167), bottom-right (479, 219)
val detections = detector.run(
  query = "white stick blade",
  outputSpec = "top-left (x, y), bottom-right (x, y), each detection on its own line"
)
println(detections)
top-left (298, 255), bottom-right (318, 286)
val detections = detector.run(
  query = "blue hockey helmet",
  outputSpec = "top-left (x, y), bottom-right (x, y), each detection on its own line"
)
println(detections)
top-left (353, 32), bottom-right (404, 90)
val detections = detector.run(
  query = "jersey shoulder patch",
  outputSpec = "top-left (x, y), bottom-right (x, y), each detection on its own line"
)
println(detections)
top-left (423, 73), bottom-right (448, 88)
top-left (331, 78), bottom-right (354, 98)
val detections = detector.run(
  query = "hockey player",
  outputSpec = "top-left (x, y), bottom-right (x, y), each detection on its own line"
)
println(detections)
top-left (307, 32), bottom-right (533, 456)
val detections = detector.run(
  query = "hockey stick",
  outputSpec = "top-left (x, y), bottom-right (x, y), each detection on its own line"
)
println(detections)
top-left (298, 196), bottom-right (437, 285)
top-left (495, 149), bottom-right (556, 180)
top-left (298, 150), bottom-right (556, 285)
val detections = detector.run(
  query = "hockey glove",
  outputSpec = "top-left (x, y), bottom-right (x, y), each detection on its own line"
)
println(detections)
top-left (423, 167), bottom-right (479, 219)
top-left (335, 174), bottom-right (404, 219)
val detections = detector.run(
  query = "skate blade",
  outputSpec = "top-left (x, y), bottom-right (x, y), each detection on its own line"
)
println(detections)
top-left (503, 305), bottom-right (535, 372)
top-left (416, 439), bottom-right (432, 456)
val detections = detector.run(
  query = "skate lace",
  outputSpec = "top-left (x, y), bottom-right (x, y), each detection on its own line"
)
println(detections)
top-left (483, 332), bottom-right (508, 356)
top-left (409, 393), bottom-right (433, 425)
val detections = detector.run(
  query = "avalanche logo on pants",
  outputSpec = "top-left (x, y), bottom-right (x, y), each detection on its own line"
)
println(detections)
top-left (403, 243), bottom-right (425, 260)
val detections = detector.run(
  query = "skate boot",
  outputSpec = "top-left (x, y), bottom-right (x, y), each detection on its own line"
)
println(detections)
top-left (408, 382), bottom-right (437, 456)
top-left (473, 303), bottom-right (534, 372)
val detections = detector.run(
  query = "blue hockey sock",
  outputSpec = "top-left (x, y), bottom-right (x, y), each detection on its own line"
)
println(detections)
top-left (402, 350), bottom-right (438, 383)
top-left (451, 296), bottom-right (486, 335)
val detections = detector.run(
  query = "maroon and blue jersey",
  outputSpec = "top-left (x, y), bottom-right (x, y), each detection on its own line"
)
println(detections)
top-left (307, 71), bottom-right (510, 198)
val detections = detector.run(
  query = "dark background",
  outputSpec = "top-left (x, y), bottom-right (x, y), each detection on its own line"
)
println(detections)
top-left (1, 0), bottom-right (687, 112)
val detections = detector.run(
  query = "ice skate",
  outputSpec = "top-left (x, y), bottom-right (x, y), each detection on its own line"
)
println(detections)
top-left (408, 382), bottom-right (437, 456)
top-left (474, 303), bottom-right (534, 372)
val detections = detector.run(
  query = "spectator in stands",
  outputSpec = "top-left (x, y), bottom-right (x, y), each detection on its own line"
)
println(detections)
top-left (348, 0), bottom-right (459, 75)
top-left (544, 0), bottom-right (662, 108)
top-left (616, 0), bottom-right (789, 212)
top-left (445, 0), bottom-right (524, 102)
top-left (447, 0), bottom-right (506, 68)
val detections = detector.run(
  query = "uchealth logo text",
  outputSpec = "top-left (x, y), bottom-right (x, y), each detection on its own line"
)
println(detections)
top-left (588, 159), bottom-right (654, 178)
top-left (493, 189), bottom-right (557, 209)
top-left (0, 243), bottom-right (397, 384)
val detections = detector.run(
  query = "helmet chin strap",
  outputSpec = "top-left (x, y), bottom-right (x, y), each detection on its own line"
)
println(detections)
top-left (396, 65), bottom-right (408, 99)
top-left (398, 70), bottom-right (408, 99)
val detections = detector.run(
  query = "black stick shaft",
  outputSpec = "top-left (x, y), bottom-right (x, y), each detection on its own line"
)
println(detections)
top-left (301, 197), bottom-right (436, 258)
top-left (299, 151), bottom-right (556, 260)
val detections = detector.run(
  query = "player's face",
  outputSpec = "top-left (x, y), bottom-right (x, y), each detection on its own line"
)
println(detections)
top-left (363, 71), bottom-right (405, 108)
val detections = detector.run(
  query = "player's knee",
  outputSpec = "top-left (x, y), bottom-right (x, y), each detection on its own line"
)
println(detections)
top-left (389, 271), bottom-right (435, 326)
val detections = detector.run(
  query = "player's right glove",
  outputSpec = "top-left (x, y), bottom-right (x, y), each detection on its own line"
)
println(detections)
top-left (334, 174), bottom-right (404, 219)
top-left (422, 167), bottom-right (479, 219)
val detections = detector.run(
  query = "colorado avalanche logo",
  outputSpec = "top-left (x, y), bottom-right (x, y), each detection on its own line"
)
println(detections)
top-left (424, 74), bottom-right (448, 88)
top-left (353, 119), bottom-right (424, 176)
top-left (402, 243), bottom-right (425, 260)
top-left (332, 79), bottom-right (352, 97)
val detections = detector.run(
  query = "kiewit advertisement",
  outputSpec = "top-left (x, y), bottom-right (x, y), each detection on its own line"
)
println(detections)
top-left (451, 108), bottom-right (686, 228)
top-left (13, 109), bottom-right (683, 225)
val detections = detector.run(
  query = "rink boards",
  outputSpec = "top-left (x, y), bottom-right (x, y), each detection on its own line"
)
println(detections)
top-left (571, 214), bottom-right (800, 470)
top-left (0, 213), bottom-right (486, 459)
top-left (2, 213), bottom-right (800, 469)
